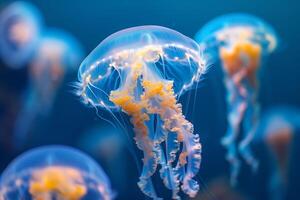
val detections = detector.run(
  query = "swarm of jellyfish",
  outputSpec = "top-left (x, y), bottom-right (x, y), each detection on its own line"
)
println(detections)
top-left (254, 106), bottom-right (300, 200)
top-left (13, 29), bottom-right (84, 148)
top-left (0, 145), bottom-right (113, 200)
top-left (77, 25), bottom-right (207, 199)
top-left (195, 13), bottom-right (279, 185)
top-left (0, 1), bottom-right (43, 68)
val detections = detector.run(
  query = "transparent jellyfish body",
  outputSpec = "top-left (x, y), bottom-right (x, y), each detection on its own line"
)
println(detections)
top-left (254, 106), bottom-right (300, 200)
top-left (0, 145), bottom-right (114, 200)
top-left (77, 26), bottom-right (207, 199)
top-left (13, 29), bottom-right (84, 149)
top-left (195, 13), bottom-right (279, 185)
top-left (0, 1), bottom-right (43, 68)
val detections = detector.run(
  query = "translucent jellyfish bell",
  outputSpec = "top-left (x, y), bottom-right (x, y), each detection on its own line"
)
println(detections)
top-left (0, 145), bottom-right (113, 200)
top-left (195, 13), bottom-right (279, 185)
top-left (78, 25), bottom-right (206, 110)
top-left (77, 26), bottom-right (207, 199)
top-left (0, 1), bottom-right (43, 68)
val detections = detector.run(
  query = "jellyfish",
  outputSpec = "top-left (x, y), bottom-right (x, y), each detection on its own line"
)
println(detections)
top-left (78, 125), bottom-right (127, 195)
top-left (0, 1), bottom-right (43, 69)
top-left (76, 25), bottom-right (207, 199)
top-left (195, 13), bottom-right (279, 184)
top-left (0, 145), bottom-right (114, 200)
top-left (13, 29), bottom-right (84, 148)
top-left (78, 125), bottom-right (125, 162)
top-left (254, 106), bottom-right (300, 200)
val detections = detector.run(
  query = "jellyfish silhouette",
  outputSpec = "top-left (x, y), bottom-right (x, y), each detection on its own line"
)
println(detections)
top-left (13, 29), bottom-right (84, 149)
top-left (255, 106), bottom-right (300, 200)
top-left (0, 145), bottom-right (114, 200)
top-left (77, 26), bottom-right (207, 199)
top-left (0, 1), bottom-right (43, 68)
top-left (78, 125), bottom-right (125, 162)
top-left (78, 125), bottom-right (127, 195)
top-left (195, 13), bottom-right (279, 185)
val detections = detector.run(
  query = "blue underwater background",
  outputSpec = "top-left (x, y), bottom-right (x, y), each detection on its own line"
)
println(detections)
top-left (0, 0), bottom-right (299, 199)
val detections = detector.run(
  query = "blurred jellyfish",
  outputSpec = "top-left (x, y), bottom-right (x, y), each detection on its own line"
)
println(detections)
top-left (195, 13), bottom-right (279, 184)
top-left (76, 26), bottom-right (207, 199)
top-left (0, 145), bottom-right (113, 200)
top-left (78, 125), bottom-right (125, 162)
top-left (0, 1), bottom-right (43, 68)
top-left (255, 106), bottom-right (300, 200)
top-left (13, 29), bottom-right (84, 148)
top-left (78, 125), bottom-right (127, 193)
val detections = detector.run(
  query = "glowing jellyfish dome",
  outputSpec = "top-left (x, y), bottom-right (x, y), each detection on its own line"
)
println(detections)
top-left (195, 13), bottom-right (279, 185)
top-left (77, 25), bottom-right (208, 199)
top-left (0, 145), bottom-right (113, 200)
top-left (0, 1), bottom-right (43, 68)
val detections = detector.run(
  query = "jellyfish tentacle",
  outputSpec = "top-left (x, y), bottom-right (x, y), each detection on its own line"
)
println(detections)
top-left (13, 83), bottom-right (43, 149)
top-left (142, 80), bottom-right (201, 198)
top-left (109, 64), bottom-right (161, 199)
top-left (222, 78), bottom-right (247, 185)
top-left (155, 117), bottom-right (181, 199)
top-left (239, 95), bottom-right (259, 171)
top-left (110, 63), bottom-right (201, 199)
top-left (158, 142), bottom-right (180, 200)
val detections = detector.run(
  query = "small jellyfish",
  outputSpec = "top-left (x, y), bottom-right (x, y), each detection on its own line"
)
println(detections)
top-left (77, 26), bottom-right (207, 199)
top-left (0, 1), bottom-right (43, 68)
top-left (195, 13), bottom-right (279, 184)
top-left (78, 125), bottom-right (125, 162)
top-left (255, 106), bottom-right (300, 200)
top-left (0, 145), bottom-right (113, 200)
top-left (78, 125), bottom-right (127, 195)
top-left (13, 29), bottom-right (84, 148)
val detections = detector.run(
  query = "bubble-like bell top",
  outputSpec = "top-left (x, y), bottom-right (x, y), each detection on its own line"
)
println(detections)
top-left (79, 25), bottom-right (200, 73)
top-left (0, 145), bottom-right (113, 200)
top-left (78, 25), bottom-right (206, 109)
top-left (0, 1), bottom-right (43, 68)
top-left (195, 13), bottom-right (279, 54)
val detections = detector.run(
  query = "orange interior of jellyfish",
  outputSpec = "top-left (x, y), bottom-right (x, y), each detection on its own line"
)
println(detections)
top-left (266, 127), bottom-right (293, 173)
top-left (220, 41), bottom-right (262, 88)
top-left (29, 166), bottom-right (87, 200)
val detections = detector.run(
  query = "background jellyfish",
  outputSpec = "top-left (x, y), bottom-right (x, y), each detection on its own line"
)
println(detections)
top-left (0, 1), bottom-right (43, 69)
top-left (77, 25), bottom-right (207, 199)
top-left (195, 13), bottom-right (279, 185)
top-left (77, 124), bottom-right (127, 195)
top-left (13, 29), bottom-right (84, 149)
top-left (0, 145), bottom-right (113, 200)
top-left (254, 106), bottom-right (300, 200)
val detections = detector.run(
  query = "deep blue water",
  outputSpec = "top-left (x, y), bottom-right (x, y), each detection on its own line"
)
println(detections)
top-left (0, 0), bottom-right (299, 199)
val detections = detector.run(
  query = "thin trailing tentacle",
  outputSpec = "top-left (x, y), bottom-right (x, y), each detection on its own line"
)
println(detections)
top-left (239, 90), bottom-right (259, 172)
top-left (222, 78), bottom-right (246, 185)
